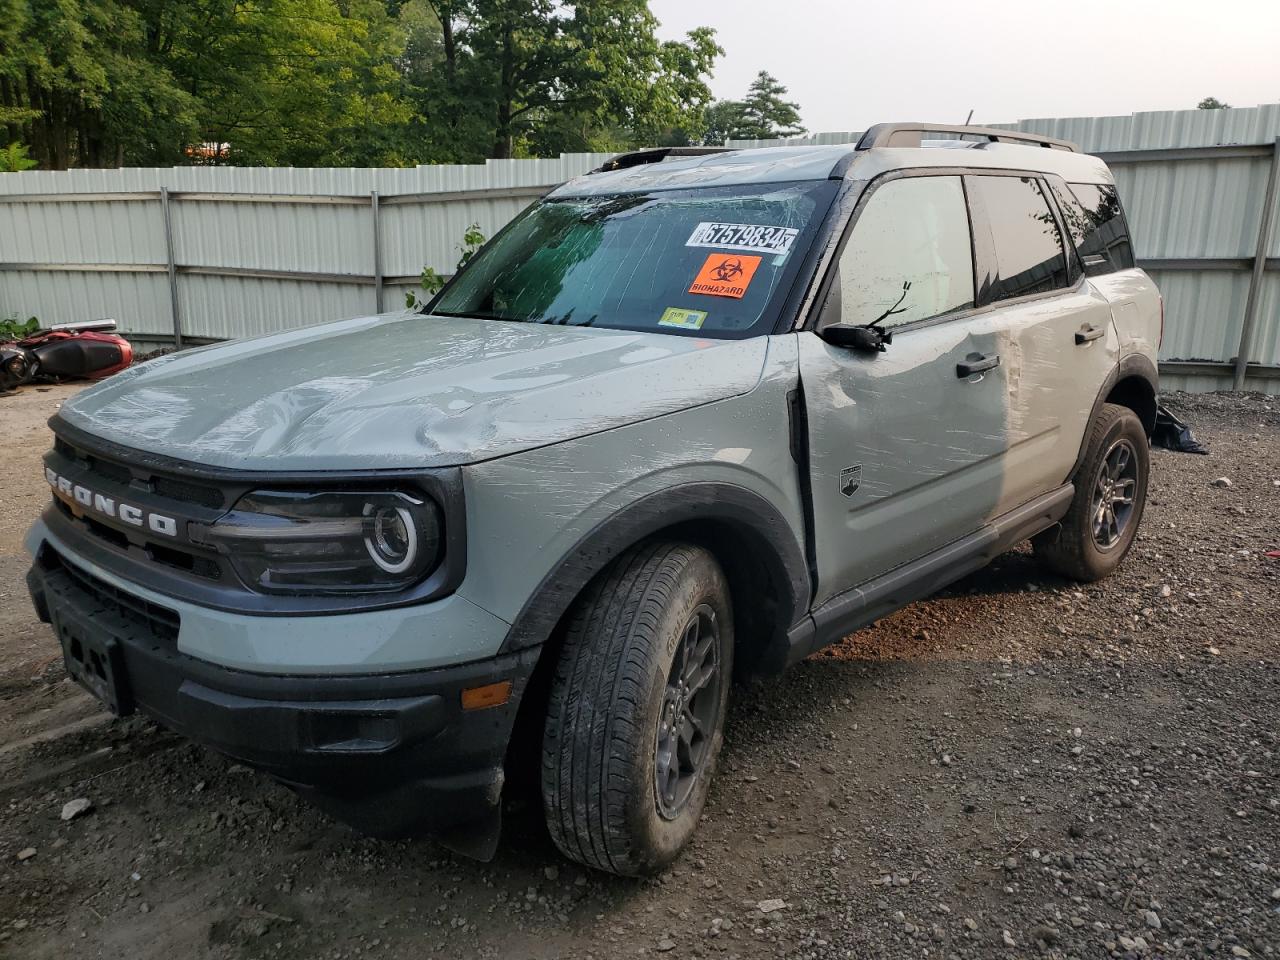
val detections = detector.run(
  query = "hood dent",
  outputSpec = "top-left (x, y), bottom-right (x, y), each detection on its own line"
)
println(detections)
top-left (59, 314), bottom-right (767, 471)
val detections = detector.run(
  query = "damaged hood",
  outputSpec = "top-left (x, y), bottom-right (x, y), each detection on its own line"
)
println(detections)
top-left (57, 312), bottom-right (767, 471)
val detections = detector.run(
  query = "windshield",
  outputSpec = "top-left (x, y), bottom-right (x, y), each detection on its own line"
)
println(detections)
top-left (429, 180), bottom-right (838, 338)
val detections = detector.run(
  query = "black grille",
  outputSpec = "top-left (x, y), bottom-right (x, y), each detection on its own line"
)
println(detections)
top-left (153, 475), bottom-right (225, 510)
top-left (86, 455), bottom-right (132, 487)
top-left (46, 548), bottom-right (181, 643)
top-left (55, 438), bottom-right (226, 511)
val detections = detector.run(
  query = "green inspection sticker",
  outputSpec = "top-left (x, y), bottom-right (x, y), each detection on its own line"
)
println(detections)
top-left (658, 307), bottom-right (707, 329)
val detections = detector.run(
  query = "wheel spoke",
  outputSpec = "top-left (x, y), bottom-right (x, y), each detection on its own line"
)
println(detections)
top-left (679, 620), bottom-right (697, 678)
top-left (1114, 445), bottom-right (1130, 476)
top-left (655, 604), bottom-right (722, 820)
top-left (684, 631), bottom-right (715, 687)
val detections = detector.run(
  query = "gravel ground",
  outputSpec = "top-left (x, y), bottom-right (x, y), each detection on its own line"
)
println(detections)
top-left (0, 386), bottom-right (1277, 960)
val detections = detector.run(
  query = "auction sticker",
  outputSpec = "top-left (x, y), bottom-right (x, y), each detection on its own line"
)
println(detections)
top-left (689, 253), bottom-right (761, 299)
top-left (658, 307), bottom-right (708, 329)
top-left (686, 221), bottom-right (798, 255)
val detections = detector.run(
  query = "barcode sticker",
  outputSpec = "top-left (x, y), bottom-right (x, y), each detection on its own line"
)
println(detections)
top-left (686, 222), bottom-right (799, 255)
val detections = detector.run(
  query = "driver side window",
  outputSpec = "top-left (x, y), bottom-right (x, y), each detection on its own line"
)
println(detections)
top-left (837, 175), bottom-right (975, 329)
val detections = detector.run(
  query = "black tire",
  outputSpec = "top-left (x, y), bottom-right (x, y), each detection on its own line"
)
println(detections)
top-left (541, 541), bottom-right (732, 876)
top-left (1034, 402), bottom-right (1149, 582)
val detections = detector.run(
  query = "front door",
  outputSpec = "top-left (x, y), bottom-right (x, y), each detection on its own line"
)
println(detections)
top-left (799, 173), bottom-right (1013, 605)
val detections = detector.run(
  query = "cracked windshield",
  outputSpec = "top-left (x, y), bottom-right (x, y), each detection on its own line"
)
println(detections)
top-left (430, 180), bottom-right (837, 338)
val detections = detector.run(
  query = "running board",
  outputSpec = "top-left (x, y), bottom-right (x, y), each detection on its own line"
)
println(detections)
top-left (788, 484), bottom-right (1074, 664)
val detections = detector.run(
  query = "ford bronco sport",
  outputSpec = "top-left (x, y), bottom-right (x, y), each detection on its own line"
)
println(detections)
top-left (26, 123), bottom-right (1162, 876)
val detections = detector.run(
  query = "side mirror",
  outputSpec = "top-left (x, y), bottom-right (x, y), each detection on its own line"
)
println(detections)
top-left (819, 323), bottom-right (892, 354)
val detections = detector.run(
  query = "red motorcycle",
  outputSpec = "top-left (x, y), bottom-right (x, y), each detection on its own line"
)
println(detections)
top-left (1, 319), bottom-right (133, 394)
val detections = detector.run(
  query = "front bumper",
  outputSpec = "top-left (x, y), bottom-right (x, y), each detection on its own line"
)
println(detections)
top-left (26, 540), bottom-right (539, 851)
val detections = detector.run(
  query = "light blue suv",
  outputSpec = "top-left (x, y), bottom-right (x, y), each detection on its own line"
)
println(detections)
top-left (26, 124), bottom-right (1162, 876)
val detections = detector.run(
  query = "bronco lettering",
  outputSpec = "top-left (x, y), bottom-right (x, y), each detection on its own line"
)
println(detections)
top-left (45, 468), bottom-right (178, 538)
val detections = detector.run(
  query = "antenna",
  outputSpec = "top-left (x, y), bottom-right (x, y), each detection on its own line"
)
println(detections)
top-left (964, 109), bottom-right (974, 125)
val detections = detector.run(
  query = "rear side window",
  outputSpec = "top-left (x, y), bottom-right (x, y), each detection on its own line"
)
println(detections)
top-left (836, 175), bottom-right (975, 329)
top-left (1056, 182), bottom-right (1136, 275)
top-left (968, 175), bottom-right (1070, 303)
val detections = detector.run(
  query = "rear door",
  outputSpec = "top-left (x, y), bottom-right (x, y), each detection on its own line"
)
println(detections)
top-left (1052, 179), bottom-right (1163, 361)
top-left (964, 173), bottom-right (1120, 505)
top-left (799, 173), bottom-right (1014, 604)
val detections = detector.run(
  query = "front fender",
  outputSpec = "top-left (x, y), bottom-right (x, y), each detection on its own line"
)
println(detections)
top-left (498, 481), bottom-right (810, 655)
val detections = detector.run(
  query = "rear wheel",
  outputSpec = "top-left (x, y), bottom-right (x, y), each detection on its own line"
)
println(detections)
top-left (541, 541), bottom-right (732, 876)
top-left (1034, 402), bottom-right (1149, 581)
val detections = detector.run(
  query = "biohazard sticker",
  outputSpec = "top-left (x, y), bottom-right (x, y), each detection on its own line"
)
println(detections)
top-left (686, 221), bottom-right (799, 255)
top-left (689, 253), bottom-right (761, 299)
top-left (658, 307), bottom-right (707, 329)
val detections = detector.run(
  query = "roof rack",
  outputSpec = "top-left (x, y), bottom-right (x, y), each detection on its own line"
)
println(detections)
top-left (592, 147), bottom-right (736, 173)
top-left (855, 123), bottom-right (1079, 153)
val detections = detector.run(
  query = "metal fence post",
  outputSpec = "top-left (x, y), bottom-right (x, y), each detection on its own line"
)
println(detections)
top-left (371, 190), bottom-right (384, 313)
top-left (159, 186), bottom-right (183, 350)
top-left (1234, 136), bottom-right (1280, 389)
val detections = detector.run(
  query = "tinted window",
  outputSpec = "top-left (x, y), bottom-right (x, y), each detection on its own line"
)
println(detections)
top-left (969, 175), bottom-right (1070, 303)
top-left (431, 180), bottom-right (836, 338)
top-left (1056, 182), bottom-right (1135, 275)
top-left (836, 175), bottom-right (975, 329)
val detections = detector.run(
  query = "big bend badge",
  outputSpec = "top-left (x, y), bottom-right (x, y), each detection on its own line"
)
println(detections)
top-left (839, 464), bottom-right (862, 498)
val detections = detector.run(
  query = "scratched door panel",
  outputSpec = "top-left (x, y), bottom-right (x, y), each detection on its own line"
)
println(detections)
top-left (797, 317), bottom-right (1009, 606)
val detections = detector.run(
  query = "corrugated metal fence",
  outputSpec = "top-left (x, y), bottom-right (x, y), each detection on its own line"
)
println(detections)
top-left (3, 103), bottom-right (1280, 393)
top-left (730, 104), bottom-right (1280, 394)
top-left (0, 156), bottom-right (611, 345)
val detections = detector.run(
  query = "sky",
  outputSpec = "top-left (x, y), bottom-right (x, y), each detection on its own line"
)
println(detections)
top-left (649, 0), bottom-right (1280, 135)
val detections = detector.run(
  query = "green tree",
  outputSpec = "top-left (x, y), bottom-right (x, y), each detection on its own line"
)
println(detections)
top-left (0, 0), bottom-right (720, 167)
top-left (696, 71), bottom-right (805, 145)
top-left (735, 70), bottom-right (804, 140)
top-left (0, 0), bottom-right (196, 168)
top-left (699, 99), bottom-right (747, 145)
top-left (1197, 96), bottom-right (1231, 110)
top-left (418, 0), bottom-right (720, 160)
top-left (140, 0), bottom-right (413, 166)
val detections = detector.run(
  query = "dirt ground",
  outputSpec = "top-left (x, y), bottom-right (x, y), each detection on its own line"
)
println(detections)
top-left (1, 385), bottom-right (1277, 960)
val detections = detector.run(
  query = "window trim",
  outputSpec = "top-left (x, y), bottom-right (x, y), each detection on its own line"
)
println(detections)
top-left (797, 165), bottom-right (1088, 338)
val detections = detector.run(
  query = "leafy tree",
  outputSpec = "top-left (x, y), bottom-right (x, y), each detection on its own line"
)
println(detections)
top-left (736, 70), bottom-right (804, 140)
top-left (1197, 96), bottom-right (1231, 110)
top-left (700, 99), bottom-right (747, 145)
top-left (0, 0), bottom-right (196, 168)
top-left (140, 0), bottom-right (413, 166)
top-left (0, 0), bottom-right (720, 167)
top-left (697, 71), bottom-right (805, 145)
top-left (417, 1), bottom-right (718, 160)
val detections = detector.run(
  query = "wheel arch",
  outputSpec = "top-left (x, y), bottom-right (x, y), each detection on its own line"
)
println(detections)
top-left (499, 482), bottom-right (811, 673)
top-left (1073, 354), bottom-right (1158, 478)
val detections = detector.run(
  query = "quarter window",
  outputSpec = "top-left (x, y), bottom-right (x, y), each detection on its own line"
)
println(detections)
top-left (836, 175), bottom-right (975, 329)
top-left (1057, 182), bottom-right (1136, 275)
top-left (969, 175), bottom-right (1070, 303)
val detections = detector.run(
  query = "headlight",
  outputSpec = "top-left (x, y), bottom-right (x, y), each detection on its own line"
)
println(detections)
top-left (205, 490), bottom-right (442, 595)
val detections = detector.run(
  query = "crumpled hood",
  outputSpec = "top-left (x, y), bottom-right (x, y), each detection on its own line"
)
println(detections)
top-left (58, 312), bottom-right (767, 471)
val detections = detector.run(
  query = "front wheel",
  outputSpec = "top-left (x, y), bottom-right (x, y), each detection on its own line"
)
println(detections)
top-left (541, 542), bottom-right (732, 876)
top-left (1034, 402), bottom-right (1149, 581)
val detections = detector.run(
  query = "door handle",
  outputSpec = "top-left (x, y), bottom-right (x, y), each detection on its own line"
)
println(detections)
top-left (1075, 325), bottom-right (1106, 344)
top-left (956, 353), bottom-right (999, 378)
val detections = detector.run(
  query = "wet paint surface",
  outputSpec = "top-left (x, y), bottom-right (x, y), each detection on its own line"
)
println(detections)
top-left (458, 336), bottom-right (806, 625)
top-left (58, 312), bottom-right (768, 471)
